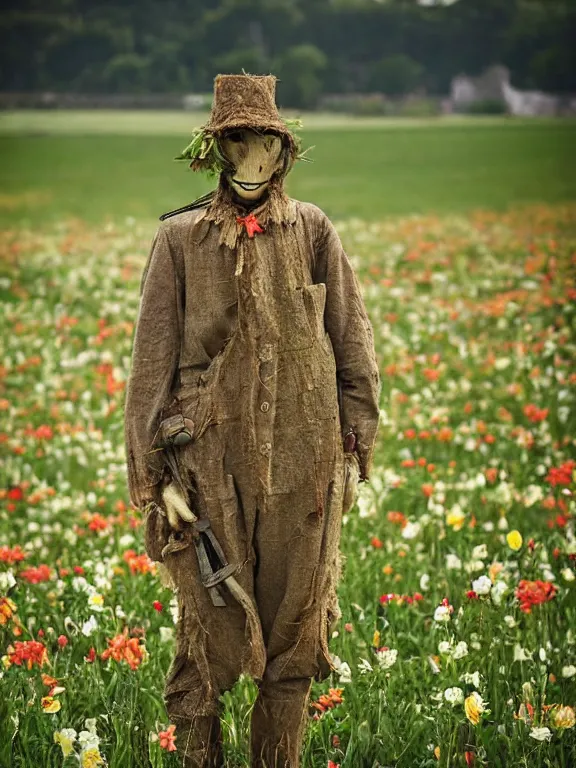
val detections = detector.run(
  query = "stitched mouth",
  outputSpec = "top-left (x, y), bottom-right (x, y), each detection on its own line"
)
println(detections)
top-left (233, 180), bottom-right (267, 191)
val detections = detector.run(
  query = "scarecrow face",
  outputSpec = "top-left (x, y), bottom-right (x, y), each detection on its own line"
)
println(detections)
top-left (220, 128), bottom-right (284, 202)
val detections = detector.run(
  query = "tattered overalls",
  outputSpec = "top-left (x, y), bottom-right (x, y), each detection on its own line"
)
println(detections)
top-left (124, 193), bottom-right (380, 766)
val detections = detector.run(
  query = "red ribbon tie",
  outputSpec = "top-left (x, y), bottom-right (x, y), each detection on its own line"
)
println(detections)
top-left (236, 213), bottom-right (264, 238)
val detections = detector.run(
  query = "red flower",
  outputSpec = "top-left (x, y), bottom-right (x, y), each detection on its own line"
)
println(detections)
top-left (158, 724), bottom-right (177, 752)
top-left (57, 635), bottom-right (68, 648)
top-left (85, 647), bottom-right (97, 663)
top-left (545, 460), bottom-right (575, 487)
top-left (123, 549), bottom-right (155, 575)
top-left (311, 688), bottom-right (344, 718)
top-left (523, 403), bottom-right (549, 423)
top-left (34, 425), bottom-right (53, 440)
top-left (7, 640), bottom-right (48, 670)
top-left (101, 628), bottom-right (146, 670)
top-left (153, 601), bottom-right (163, 612)
top-left (7, 487), bottom-right (24, 501)
top-left (515, 579), bottom-right (557, 614)
top-left (19, 564), bottom-right (52, 584)
top-left (0, 545), bottom-right (27, 564)
top-left (370, 536), bottom-right (383, 549)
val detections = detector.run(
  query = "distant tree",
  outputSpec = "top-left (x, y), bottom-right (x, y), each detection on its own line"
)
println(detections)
top-left (101, 54), bottom-right (149, 94)
top-left (368, 54), bottom-right (424, 96)
top-left (529, 47), bottom-right (576, 94)
top-left (145, 41), bottom-right (192, 92)
top-left (274, 44), bottom-right (327, 109)
top-left (213, 46), bottom-right (269, 77)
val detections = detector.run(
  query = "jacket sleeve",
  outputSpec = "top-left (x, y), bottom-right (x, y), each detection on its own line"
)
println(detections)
top-left (123, 225), bottom-right (182, 510)
top-left (314, 211), bottom-right (381, 481)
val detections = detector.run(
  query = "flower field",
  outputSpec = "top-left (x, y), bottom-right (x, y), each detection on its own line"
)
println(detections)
top-left (0, 203), bottom-right (575, 767)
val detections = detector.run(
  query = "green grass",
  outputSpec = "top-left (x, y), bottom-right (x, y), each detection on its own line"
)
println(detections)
top-left (1, 110), bottom-right (575, 767)
top-left (0, 112), bottom-right (574, 227)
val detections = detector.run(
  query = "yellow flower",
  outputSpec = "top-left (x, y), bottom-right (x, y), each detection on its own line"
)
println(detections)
top-left (81, 746), bottom-right (106, 767)
top-left (434, 745), bottom-right (441, 760)
top-left (88, 594), bottom-right (104, 609)
top-left (1, 655), bottom-right (11, 669)
top-left (372, 630), bottom-right (380, 648)
top-left (550, 705), bottom-right (575, 729)
top-left (446, 508), bottom-right (465, 530)
top-left (507, 530), bottom-right (523, 551)
top-left (464, 692), bottom-right (485, 725)
top-left (41, 696), bottom-right (61, 714)
top-left (54, 729), bottom-right (77, 757)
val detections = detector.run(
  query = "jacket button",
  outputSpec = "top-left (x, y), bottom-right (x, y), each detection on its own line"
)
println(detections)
top-left (260, 401), bottom-right (270, 413)
top-left (260, 442), bottom-right (272, 456)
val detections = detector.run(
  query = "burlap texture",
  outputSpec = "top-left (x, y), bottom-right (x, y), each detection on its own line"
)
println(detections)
top-left (123, 182), bottom-right (380, 765)
top-left (202, 74), bottom-right (297, 157)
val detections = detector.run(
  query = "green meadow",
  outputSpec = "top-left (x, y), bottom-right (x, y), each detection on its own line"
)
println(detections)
top-left (0, 112), bottom-right (575, 767)
top-left (0, 111), bottom-right (575, 225)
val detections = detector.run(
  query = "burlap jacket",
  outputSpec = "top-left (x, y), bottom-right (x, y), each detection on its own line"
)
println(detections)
top-left (124, 196), bottom-right (380, 512)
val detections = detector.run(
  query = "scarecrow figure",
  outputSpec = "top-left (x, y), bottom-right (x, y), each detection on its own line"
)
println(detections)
top-left (124, 73), bottom-right (380, 767)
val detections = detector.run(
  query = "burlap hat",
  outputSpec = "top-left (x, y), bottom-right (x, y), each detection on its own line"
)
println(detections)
top-left (202, 74), bottom-right (297, 156)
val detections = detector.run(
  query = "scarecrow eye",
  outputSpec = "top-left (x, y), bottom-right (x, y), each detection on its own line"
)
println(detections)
top-left (227, 131), bottom-right (242, 143)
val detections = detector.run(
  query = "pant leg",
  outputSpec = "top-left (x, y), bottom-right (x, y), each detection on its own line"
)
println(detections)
top-left (171, 709), bottom-right (223, 768)
top-left (251, 677), bottom-right (312, 768)
top-left (246, 483), bottom-right (341, 767)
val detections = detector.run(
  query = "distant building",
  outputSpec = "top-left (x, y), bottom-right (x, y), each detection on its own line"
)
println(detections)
top-left (450, 65), bottom-right (565, 117)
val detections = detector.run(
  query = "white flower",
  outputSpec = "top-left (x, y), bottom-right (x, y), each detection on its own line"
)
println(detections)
top-left (494, 482), bottom-right (513, 507)
top-left (78, 731), bottom-right (99, 749)
top-left (465, 559), bottom-right (486, 574)
top-left (159, 627), bottom-right (174, 643)
top-left (529, 727), bottom-right (552, 742)
top-left (497, 516), bottom-right (509, 531)
top-left (331, 655), bottom-right (352, 684)
top-left (0, 570), bottom-right (16, 591)
top-left (87, 594), bottom-right (105, 612)
top-left (357, 658), bottom-right (373, 675)
top-left (490, 580), bottom-right (508, 606)
top-left (561, 665), bottom-right (576, 678)
top-left (503, 615), bottom-right (516, 628)
top-left (539, 648), bottom-right (547, 662)
top-left (376, 648), bottom-right (398, 669)
top-left (561, 568), bottom-right (575, 582)
top-left (420, 573), bottom-right (430, 591)
top-left (513, 644), bottom-right (532, 662)
top-left (438, 641), bottom-right (452, 655)
top-left (460, 671), bottom-right (481, 688)
top-left (401, 521), bottom-right (421, 540)
top-left (522, 485), bottom-right (544, 507)
top-left (81, 616), bottom-right (98, 637)
top-left (444, 687), bottom-right (464, 706)
top-left (445, 554), bottom-right (462, 570)
top-left (84, 718), bottom-right (98, 734)
top-left (471, 544), bottom-right (488, 560)
top-left (433, 605), bottom-right (451, 623)
top-left (471, 575), bottom-right (492, 595)
top-left (452, 641), bottom-right (468, 660)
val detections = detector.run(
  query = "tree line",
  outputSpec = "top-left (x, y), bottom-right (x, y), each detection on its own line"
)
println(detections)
top-left (1, 0), bottom-right (575, 109)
